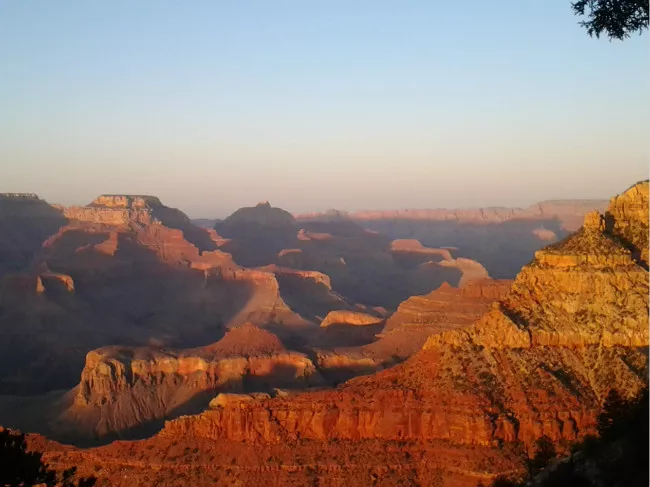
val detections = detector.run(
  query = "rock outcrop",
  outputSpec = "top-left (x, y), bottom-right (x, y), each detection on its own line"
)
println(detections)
top-left (0, 193), bottom-right (66, 278)
top-left (1, 188), bottom-right (638, 487)
top-left (37, 324), bottom-right (325, 442)
top-left (308, 199), bottom-right (609, 279)
top-left (0, 195), bottom-right (316, 394)
top-left (320, 311), bottom-right (384, 328)
top-left (299, 199), bottom-right (608, 227)
top-left (122, 183), bottom-right (645, 486)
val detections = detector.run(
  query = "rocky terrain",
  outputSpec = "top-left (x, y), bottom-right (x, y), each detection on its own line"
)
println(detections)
top-left (7, 182), bottom-right (643, 487)
top-left (0, 324), bottom-right (328, 445)
top-left (0, 193), bottom-right (66, 277)
top-left (0, 192), bottom-right (520, 450)
top-left (0, 195), bottom-right (321, 393)
top-left (296, 200), bottom-right (608, 279)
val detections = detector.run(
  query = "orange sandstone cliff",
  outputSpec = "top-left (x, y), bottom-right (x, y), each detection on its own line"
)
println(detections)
top-left (29, 182), bottom-right (646, 487)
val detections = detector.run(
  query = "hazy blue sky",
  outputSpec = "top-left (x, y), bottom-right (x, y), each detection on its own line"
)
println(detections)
top-left (1, 1), bottom-right (647, 217)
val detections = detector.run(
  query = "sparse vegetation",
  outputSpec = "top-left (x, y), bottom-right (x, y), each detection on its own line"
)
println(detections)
top-left (489, 387), bottom-right (649, 486)
top-left (0, 429), bottom-right (96, 487)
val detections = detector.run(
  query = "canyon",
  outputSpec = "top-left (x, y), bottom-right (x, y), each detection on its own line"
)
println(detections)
top-left (294, 200), bottom-right (609, 279)
top-left (0, 185), bottom-right (641, 487)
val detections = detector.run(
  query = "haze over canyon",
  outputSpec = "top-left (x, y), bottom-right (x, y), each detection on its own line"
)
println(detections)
top-left (0, 179), bottom-right (647, 486)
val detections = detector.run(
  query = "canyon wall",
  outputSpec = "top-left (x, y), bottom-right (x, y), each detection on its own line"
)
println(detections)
top-left (158, 182), bottom-right (648, 460)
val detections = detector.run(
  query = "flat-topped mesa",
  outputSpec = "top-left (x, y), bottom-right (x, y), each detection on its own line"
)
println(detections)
top-left (390, 239), bottom-right (453, 261)
top-left (320, 310), bottom-right (384, 328)
top-left (0, 193), bottom-right (64, 219)
top-left (258, 264), bottom-right (333, 289)
top-left (0, 192), bottom-right (40, 201)
top-left (63, 194), bottom-right (162, 226)
top-left (222, 202), bottom-right (295, 226)
top-left (89, 194), bottom-right (163, 209)
top-left (68, 326), bottom-right (323, 439)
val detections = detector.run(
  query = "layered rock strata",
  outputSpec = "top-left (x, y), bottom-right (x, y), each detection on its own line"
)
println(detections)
top-left (149, 183), bottom-right (648, 485)
top-left (53, 325), bottom-right (324, 442)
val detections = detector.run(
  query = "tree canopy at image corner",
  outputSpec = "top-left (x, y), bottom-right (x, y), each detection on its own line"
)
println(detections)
top-left (572, 0), bottom-right (649, 40)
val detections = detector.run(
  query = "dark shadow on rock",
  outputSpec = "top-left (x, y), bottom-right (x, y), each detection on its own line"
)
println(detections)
top-left (357, 217), bottom-right (568, 279)
top-left (0, 229), bottom-right (258, 395)
top-left (54, 361), bottom-right (319, 447)
top-left (0, 195), bottom-right (67, 277)
top-left (153, 205), bottom-right (218, 252)
top-left (215, 220), bottom-right (298, 267)
top-left (311, 323), bottom-right (383, 349)
top-left (274, 274), bottom-right (349, 323)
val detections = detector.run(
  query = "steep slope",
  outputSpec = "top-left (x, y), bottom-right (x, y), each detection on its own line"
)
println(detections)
top-left (301, 199), bottom-right (608, 279)
top-left (0, 195), bottom-right (311, 394)
top-left (375, 279), bottom-right (513, 356)
top-left (51, 182), bottom-right (646, 486)
top-left (0, 193), bottom-right (66, 277)
top-left (215, 202), bottom-right (484, 310)
top-left (312, 278), bottom-right (512, 384)
top-left (0, 324), bottom-right (325, 445)
top-left (215, 202), bottom-right (298, 267)
top-left (284, 217), bottom-right (474, 308)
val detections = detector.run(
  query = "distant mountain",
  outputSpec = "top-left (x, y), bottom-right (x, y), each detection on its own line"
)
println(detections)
top-left (295, 199), bottom-right (609, 279)
top-left (40, 183), bottom-right (645, 486)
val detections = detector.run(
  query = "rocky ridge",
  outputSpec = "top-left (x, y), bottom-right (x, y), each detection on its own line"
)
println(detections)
top-left (134, 182), bottom-right (647, 485)
top-left (3, 325), bottom-right (324, 444)
top-left (306, 199), bottom-right (610, 280)
top-left (296, 200), bottom-right (608, 228)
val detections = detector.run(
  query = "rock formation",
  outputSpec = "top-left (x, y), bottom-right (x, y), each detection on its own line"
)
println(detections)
top-left (42, 182), bottom-right (644, 486)
top-left (320, 310), bottom-right (384, 328)
top-left (214, 202), bottom-right (298, 267)
top-left (0, 324), bottom-right (324, 444)
top-left (298, 199), bottom-right (608, 227)
top-left (0, 196), bottom-right (317, 394)
top-left (298, 199), bottom-right (608, 279)
top-left (376, 278), bottom-right (513, 354)
top-left (216, 202), bottom-right (482, 309)
top-left (0, 193), bottom-right (66, 277)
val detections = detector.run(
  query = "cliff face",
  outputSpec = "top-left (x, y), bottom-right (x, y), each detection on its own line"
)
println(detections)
top-left (298, 199), bottom-right (608, 227)
top-left (63, 195), bottom-right (160, 226)
top-left (382, 279), bottom-right (512, 337)
top-left (604, 180), bottom-right (648, 264)
top-left (0, 195), bottom-right (316, 394)
top-left (0, 193), bottom-right (67, 278)
top-left (147, 183), bottom-right (647, 485)
top-left (321, 199), bottom-right (609, 279)
top-left (49, 325), bottom-right (324, 442)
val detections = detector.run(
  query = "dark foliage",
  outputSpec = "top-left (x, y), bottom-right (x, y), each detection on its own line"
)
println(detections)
top-left (528, 435), bottom-right (557, 476)
top-left (597, 388), bottom-right (634, 439)
top-left (490, 387), bottom-right (648, 487)
top-left (572, 0), bottom-right (649, 40)
top-left (0, 429), bottom-right (96, 487)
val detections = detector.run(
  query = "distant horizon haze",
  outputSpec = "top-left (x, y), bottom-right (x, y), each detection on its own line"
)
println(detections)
top-left (1, 1), bottom-right (647, 218)
top-left (1, 187), bottom-right (618, 220)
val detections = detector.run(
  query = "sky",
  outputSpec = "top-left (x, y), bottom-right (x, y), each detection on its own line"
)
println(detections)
top-left (0, 1), bottom-right (648, 218)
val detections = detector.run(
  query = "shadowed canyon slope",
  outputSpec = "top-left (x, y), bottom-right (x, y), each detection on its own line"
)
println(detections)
top-left (0, 324), bottom-right (326, 445)
top-left (296, 200), bottom-right (608, 279)
top-left (0, 196), bottom-right (333, 393)
top-left (20, 182), bottom-right (647, 487)
top-left (0, 277), bottom-right (507, 445)
top-left (216, 202), bottom-right (493, 309)
top-left (0, 192), bottom-right (515, 445)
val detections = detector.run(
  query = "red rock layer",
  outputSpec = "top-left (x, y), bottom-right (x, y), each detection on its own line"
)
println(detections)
top-left (70, 182), bottom-right (645, 486)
